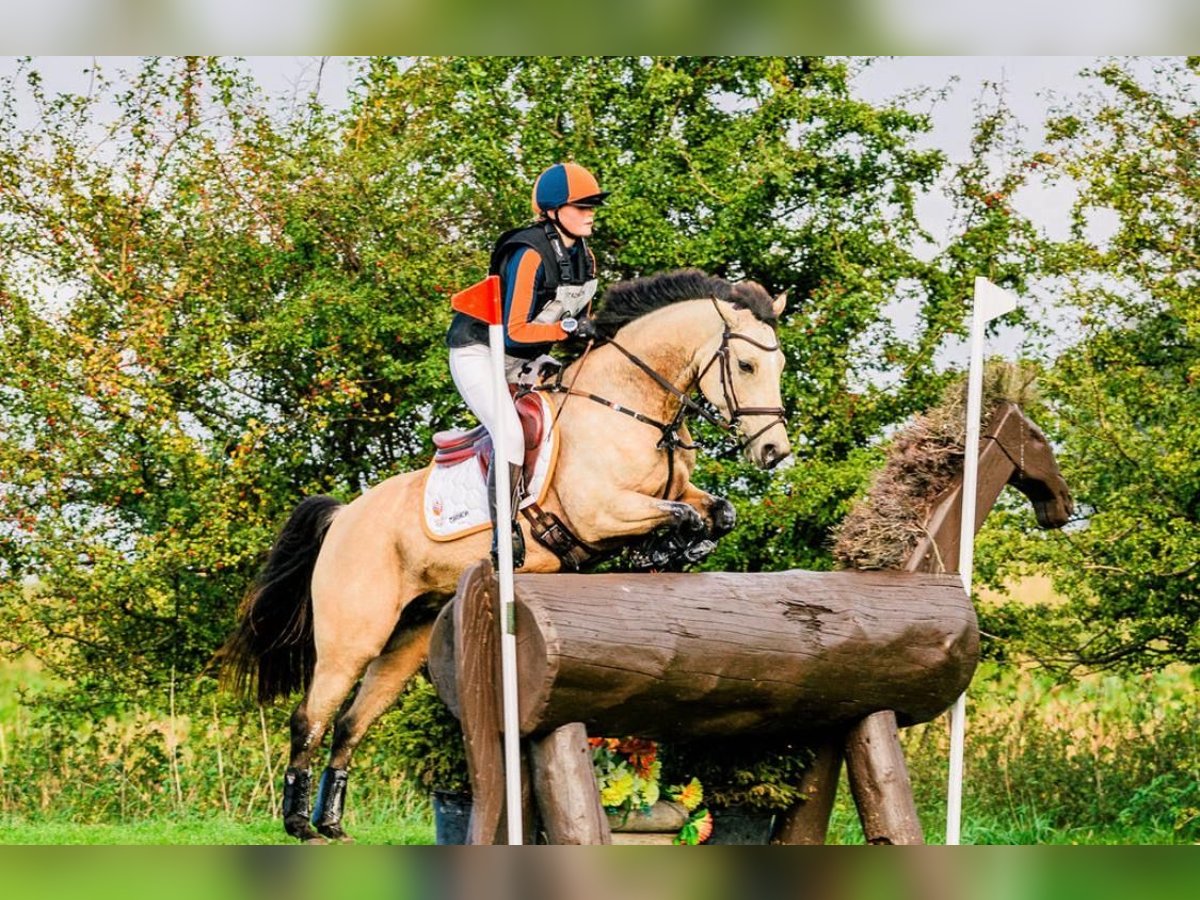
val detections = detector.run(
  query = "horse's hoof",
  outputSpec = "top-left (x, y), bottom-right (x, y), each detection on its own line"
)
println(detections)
top-left (316, 823), bottom-right (351, 843)
top-left (709, 497), bottom-right (736, 536)
top-left (661, 500), bottom-right (705, 533)
top-left (285, 817), bottom-right (322, 843)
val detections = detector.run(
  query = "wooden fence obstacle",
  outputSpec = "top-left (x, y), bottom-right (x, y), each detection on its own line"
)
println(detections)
top-left (427, 401), bottom-right (1071, 844)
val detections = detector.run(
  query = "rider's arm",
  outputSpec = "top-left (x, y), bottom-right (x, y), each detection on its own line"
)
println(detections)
top-left (502, 247), bottom-right (571, 349)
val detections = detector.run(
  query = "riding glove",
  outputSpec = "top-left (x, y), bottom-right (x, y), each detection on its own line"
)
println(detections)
top-left (563, 316), bottom-right (598, 341)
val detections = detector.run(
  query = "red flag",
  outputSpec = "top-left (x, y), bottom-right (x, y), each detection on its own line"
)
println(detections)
top-left (451, 275), bottom-right (502, 325)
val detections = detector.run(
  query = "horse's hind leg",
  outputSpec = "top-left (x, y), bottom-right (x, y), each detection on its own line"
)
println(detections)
top-left (282, 648), bottom-right (383, 842)
top-left (312, 620), bottom-right (436, 841)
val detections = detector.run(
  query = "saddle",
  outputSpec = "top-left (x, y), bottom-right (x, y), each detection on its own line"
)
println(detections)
top-left (432, 390), bottom-right (546, 484)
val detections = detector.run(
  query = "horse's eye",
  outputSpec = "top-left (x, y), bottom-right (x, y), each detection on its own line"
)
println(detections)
top-left (738, 359), bottom-right (755, 374)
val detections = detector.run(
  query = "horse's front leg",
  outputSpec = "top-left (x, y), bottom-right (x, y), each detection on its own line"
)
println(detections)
top-left (675, 482), bottom-right (736, 539)
top-left (577, 488), bottom-right (707, 543)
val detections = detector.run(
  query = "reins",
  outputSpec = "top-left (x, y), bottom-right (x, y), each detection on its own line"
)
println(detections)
top-left (533, 298), bottom-right (787, 498)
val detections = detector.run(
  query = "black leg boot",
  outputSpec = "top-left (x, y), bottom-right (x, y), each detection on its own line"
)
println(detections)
top-left (489, 462), bottom-right (526, 569)
top-left (507, 462), bottom-right (526, 569)
top-left (282, 767), bottom-right (320, 842)
top-left (312, 766), bottom-right (351, 841)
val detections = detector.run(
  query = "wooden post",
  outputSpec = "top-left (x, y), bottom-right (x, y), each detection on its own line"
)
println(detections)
top-left (771, 738), bottom-right (844, 845)
top-left (844, 711), bottom-right (923, 844)
top-left (454, 561), bottom-right (505, 845)
top-left (529, 723), bottom-right (611, 845)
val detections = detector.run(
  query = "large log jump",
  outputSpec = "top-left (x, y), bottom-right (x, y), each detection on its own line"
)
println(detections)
top-left (431, 568), bottom-right (978, 739)
top-left (427, 401), bottom-right (1073, 844)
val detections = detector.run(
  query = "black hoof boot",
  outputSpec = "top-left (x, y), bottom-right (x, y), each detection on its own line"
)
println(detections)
top-left (313, 767), bottom-right (351, 842)
top-left (282, 767), bottom-right (321, 842)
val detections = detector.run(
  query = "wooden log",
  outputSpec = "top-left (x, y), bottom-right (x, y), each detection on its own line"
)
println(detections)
top-left (611, 833), bottom-right (677, 845)
top-left (454, 560), bottom-right (504, 845)
top-left (429, 567), bottom-right (977, 741)
top-left (609, 800), bottom-right (690, 833)
top-left (771, 738), bottom-right (844, 845)
top-left (844, 711), bottom-right (924, 845)
top-left (529, 723), bottom-right (612, 845)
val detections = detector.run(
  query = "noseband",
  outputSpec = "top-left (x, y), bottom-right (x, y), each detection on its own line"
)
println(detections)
top-left (535, 298), bottom-right (787, 497)
top-left (693, 303), bottom-right (789, 445)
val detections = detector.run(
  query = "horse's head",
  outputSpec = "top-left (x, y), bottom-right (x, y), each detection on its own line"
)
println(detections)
top-left (697, 286), bottom-right (791, 469)
top-left (999, 404), bottom-right (1075, 529)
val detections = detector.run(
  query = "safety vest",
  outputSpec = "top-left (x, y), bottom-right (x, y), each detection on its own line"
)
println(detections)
top-left (489, 221), bottom-right (596, 307)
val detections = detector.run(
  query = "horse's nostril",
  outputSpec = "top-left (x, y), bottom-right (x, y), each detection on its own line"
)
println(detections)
top-left (763, 443), bottom-right (778, 464)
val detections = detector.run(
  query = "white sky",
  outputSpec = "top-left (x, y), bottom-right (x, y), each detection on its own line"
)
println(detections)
top-left (6, 55), bottom-right (1104, 237)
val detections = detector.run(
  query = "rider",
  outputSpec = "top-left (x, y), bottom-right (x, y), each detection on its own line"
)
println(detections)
top-left (446, 162), bottom-right (608, 567)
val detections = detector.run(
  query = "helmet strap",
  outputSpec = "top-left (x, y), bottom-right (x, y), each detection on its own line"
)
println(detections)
top-left (547, 209), bottom-right (581, 243)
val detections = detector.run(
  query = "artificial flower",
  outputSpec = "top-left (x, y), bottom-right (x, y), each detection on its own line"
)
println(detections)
top-left (670, 777), bottom-right (704, 812)
top-left (674, 808), bottom-right (713, 846)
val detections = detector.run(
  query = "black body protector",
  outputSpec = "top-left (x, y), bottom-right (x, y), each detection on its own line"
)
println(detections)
top-left (489, 221), bottom-right (598, 357)
top-left (485, 222), bottom-right (598, 569)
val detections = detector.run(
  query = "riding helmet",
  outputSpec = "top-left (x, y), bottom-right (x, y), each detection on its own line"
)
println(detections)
top-left (531, 162), bottom-right (609, 215)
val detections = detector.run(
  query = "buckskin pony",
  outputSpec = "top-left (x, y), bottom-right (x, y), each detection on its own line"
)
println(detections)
top-left (219, 270), bottom-right (790, 842)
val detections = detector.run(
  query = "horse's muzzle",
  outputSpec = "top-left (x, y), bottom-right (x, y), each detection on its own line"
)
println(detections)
top-left (759, 443), bottom-right (791, 470)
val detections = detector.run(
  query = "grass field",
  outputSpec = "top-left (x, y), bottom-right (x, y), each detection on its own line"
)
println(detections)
top-left (2, 658), bottom-right (1197, 845)
top-left (0, 814), bottom-right (434, 845)
top-left (0, 802), bottom-right (1175, 845)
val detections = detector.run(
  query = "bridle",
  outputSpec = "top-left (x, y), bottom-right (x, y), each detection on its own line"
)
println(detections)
top-left (534, 298), bottom-right (787, 498)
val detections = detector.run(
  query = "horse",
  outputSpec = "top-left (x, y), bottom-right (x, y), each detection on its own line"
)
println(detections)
top-left (219, 270), bottom-right (791, 842)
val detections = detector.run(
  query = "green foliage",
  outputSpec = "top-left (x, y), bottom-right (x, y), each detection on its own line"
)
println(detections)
top-left (973, 58), bottom-right (1200, 670)
top-left (384, 674), bottom-right (469, 795)
top-left (660, 737), bottom-right (815, 813)
top-left (0, 659), bottom-right (430, 831)
top-left (888, 663), bottom-right (1200, 844)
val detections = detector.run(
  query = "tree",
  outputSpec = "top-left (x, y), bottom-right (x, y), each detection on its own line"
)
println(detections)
top-left (1, 56), bottom-right (974, 696)
top-left (976, 58), bottom-right (1200, 670)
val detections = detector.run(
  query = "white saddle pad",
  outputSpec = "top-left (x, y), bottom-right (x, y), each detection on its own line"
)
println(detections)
top-left (422, 394), bottom-right (558, 541)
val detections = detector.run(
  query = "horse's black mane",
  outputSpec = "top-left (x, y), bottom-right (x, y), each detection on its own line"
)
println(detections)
top-left (594, 269), bottom-right (777, 336)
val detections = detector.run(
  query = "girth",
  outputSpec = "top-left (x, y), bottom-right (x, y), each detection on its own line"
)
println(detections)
top-left (520, 502), bottom-right (603, 572)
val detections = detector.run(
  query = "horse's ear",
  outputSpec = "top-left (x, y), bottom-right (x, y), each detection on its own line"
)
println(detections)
top-left (771, 291), bottom-right (788, 318)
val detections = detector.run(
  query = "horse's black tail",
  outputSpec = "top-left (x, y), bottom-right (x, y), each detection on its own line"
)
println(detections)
top-left (218, 495), bottom-right (343, 705)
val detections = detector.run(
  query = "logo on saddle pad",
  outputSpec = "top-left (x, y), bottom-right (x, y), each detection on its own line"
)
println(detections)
top-left (422, 392), bottom-right (559, 541)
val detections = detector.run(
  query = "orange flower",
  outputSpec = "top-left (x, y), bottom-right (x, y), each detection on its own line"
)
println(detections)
top-left (694, 810), bottom-right (713, 844)
top-left (618, 738), bottom-right (658, 775)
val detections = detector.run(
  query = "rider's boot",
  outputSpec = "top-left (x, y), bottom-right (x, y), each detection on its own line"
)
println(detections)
top-left (489, 461), bottom-right (526, 569)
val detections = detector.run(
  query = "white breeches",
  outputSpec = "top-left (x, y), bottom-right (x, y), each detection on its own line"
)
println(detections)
top-left (449, 344), bottom-right (525, 466)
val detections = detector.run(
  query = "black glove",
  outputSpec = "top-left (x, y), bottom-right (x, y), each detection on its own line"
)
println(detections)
top-left (563, 316), bottom-right (598, 341)
top-left (538, 356), bottom-right (564, 380)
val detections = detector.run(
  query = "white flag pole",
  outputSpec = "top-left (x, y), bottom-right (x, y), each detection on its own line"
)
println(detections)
top-left (947, 277), bottom-right (1017, 845)
top-left (487, 320), bottom-right (523, 846)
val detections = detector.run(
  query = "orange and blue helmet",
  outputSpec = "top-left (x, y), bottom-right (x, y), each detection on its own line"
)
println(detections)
top-left (531, 162), bottom-right (609, 215)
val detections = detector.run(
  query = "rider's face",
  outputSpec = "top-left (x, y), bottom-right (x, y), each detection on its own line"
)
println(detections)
top-left (554, 204), bottom-right (596, 238)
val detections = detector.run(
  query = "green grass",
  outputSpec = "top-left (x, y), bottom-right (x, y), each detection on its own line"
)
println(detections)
top-left (0, 813), bottom-right (435, 845)
top-left (2, 804), bottom-right (1177, 845)
top-left (821, 771), bottom-right (1188, 845)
